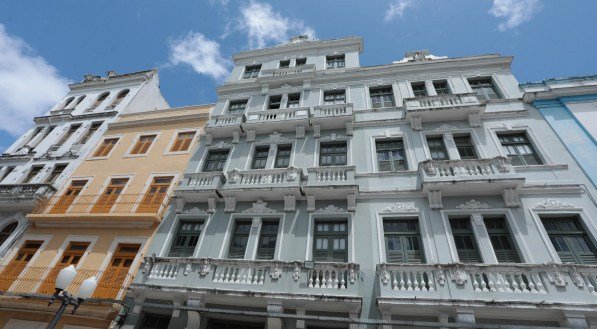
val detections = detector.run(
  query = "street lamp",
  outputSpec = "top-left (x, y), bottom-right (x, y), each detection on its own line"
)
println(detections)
top-left (46, 265), bottom-right (98, 329)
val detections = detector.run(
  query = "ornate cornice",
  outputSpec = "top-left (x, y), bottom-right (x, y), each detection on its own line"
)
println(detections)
top-left (241, 200), bottom-right (276, 214)
top-left (456, 199), bottom-right (491, 210)
top-left (314, 205), bottom-right (347, 214)
top-left (381, 203), bottom-right (418, 213)
top-left (534, 199), bottom-right (575, 209)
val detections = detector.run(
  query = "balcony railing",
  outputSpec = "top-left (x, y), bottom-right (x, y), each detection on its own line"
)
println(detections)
top-left (180, 172), bottom-right (226, 191)
top-left (207, 113), bottom-right (245, 128)
top-left (0, 183), bottom-right (55, 200)
top-left (0, 152), bottom-right (36, 161)
top-left (312, 103), bottom-right (353, 118)
top-left (306, 166), bottom-right (356, 186)
top-left (225, 167), bottom-right (301, 188)
top-left (246, 107), bottom-right (309, 123)
top-left (404, 93), bottom-right (481, 112)
top-left (260, 64), bottom-right (316, 77)
top-left (0, 265), bottom-right (133, 300)
top-left (30, 193), bottom-right (171, 218)
top-left (419, 156), bottom-right (514, 182)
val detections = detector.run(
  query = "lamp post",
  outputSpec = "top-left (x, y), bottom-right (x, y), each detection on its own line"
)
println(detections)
top-left (46, 265), bottom-right (98, 329)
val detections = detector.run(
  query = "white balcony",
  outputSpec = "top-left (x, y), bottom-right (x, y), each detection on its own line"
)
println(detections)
top-left (304, 166), bottom-right (358, 212)
top-left (310, 103), bottom-right (354, 136)
top-left (177, 172), bottom-right (225, 204)
top-left (204, 113), bottom-right (245, 142)
top-left (0, 183), bottom-right (55, 210)
top-left (404, 93), bottom-right (483, 130)
top-left (260, 64), bottom-right (316, 78)
top-left (243, 107), bottom-right (310, 138)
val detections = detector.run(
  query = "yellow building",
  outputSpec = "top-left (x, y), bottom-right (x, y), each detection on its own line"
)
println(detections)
top-left (0, 105), bottom-right (211, 329)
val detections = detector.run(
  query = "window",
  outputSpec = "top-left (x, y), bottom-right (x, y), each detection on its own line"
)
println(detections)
top-left (228, 100), bottom-right (248, 114)
top-left (137, 176), bottom-right (173, 213)
top-left (286, 93), bottom-right (300, 108)
top-left (320, 142), bottom-right (347, 166)
top-left (0, 240), bottom-right (43, 291)
top-left (411, 82), bottom-right (427, 97)
top-left (541, 217), bottom-right (597, 264)
top-left (203, 149), bottom-right (229, 172)
top-left (484, 217), bottom-right (520, 263)
top-left (296, 57), bottom-right (307, 66)
top-left (257, 221), bottom-right (279, 259)
top-left (450, 218), bottom-right (481, 263)
top-left (73, 95), bottom-right (86, 107)
top-left (61, 97), bottom-right (74, 110)
top-left (23, 166), bottom-right (43, 183)
top-left (427, 137), bottom-right (448, 160)
top-left (37, 241), bottom-right (90, 294)
top-left (279, 60), bottom-right (290, 68)
top-left (93, 138), bottom-right (118, 157)
top-left (56, 124), bottom-right (81, 146)
top-left (78, 122), bottom-right (102, 145)
top-left (170, 131), bottom-right (196, 152)
top-left (376, 139), bottom-right (407, 171)
top-left (468, 78), bottom-right (500, 101)
top-left (91, 178), bottom-right (129, 213)
top-left (384, 219), bottom-right (424, 263)
top-left (370, 87), bottom-right (395, 108)
top-left (323, 90), bottom-right (346, 105)
top-left (107, 89), bottom-right (129, 109)
top-left (169, 221), bottom-right (204, 257)
top-left (49, 179), bottom-right (87, 214)
top-left (433, 81), bottom-right (450, 95)
top-left (326, 54), bottom-right (345, 69)
top-left (243, 64), bottom-right (261, 79)
top-left (313, 221), bottom-right (348, 262)
top-left (252, 146), bottom-right (270, 169)
top-left (0, 166), bottom-right (15, 182)
top-left (0, 223), bottom-right (18, 247)
top-left (228, 221), bottom-right (251, 259)
top-left (454, 135), bottom-right (477, 160)
top-left (89, 92), bottom-right (110, 111)
top-left (207, 320), bottom-right (264, 329)
top-left (45, 164), bottom-right (67, 184)
top-left (497, 133), bottom-right (541, 166)
top-left (130, 134), bottom-right (156, 155)
top-left (268, 95), bottom-right (282, 110)
top-left (139, 313), bottom-right (171, 329)
top-left (274, 145), bottom-right (292, 168)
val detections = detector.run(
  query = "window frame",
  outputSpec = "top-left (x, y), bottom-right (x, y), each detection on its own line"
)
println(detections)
top-left (432, 80), bottom-right (451, 95)
top-left (453, 134), bottom-right (478, 160)
top-left (23, 165), bottom-right (44, 184)
top-left (274, 144), bottom-right (292, 168)
top-left (382, 217), bottom-right (425, 263)
top-left (326, 54), bottom-right (345, 69)
top-left (125, 133), bottom-right (159, 157)
top-left (256, 220), bottom-right (280, 260)
top-left (251, 145), bottom-right (270, 169)
top-left (243, 64), bottom-right (262, 79)
top-left (202, 148), bottom-right (231, 172)
top-left (227, 99), bottom-right (249, 114)
top-left (168, 219), bottom-right (205, 257)
top-left (227, 220), bottom-right (252, 259)
top-left (45, 164), bottom-right (67, 184)
top-left (165, 129), bottom-right (199, 155)
top-left (496, 132), bottom-right (543, 166)
top-left (306, 213), bottom-right (354, 263)
top-left (322, 90), bottom-right (346, 105)
top-left (268, 95), bottom-right (283, 110)
top-left (467, 77), bottom-right (501, 101)
top-left (319, 141), bottom-right (348, 167)
top-left (375, 138), bottom-right (408, 172)
top-left (484, 216), bottom-right (521, 263)
top-left (89, 136), bottom-right (121, 159)
top-left (411, 82), bottom-right (427, 97)
top-left (448, 217), bottom-right (482, 263)
top-left (426, 136), bottom-right (449, 161)
top-left (312, 220), bottom-right (349, 262)
top-left (369, 86), bottom-right (395, 109)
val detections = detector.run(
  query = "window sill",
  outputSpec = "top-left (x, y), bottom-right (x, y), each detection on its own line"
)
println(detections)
top-left (513, 164), bottom-right (568, 171)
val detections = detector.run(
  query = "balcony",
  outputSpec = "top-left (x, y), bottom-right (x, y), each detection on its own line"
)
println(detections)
top-left (176, 172), bottom-right (225, 204)
top-left (0, 265), bottom-right (132, 301)
top-left (220, 167), bottom-right (302, 207)
top-left (404, 93), bottom-right (483, 130)
top-left (28, 193), bottom-right (171, 227)
top-left (0, 151), bottom-right (36, 162)
top-left (34, 109), bottom-right (118, 124)
top-left (243, 107), bottom-right (310, 138)
top-left (310, 103), bottom-right (354, 136)
top-left (303, 166), bottom-right (358, 211)
top-left (135, 257), bottom-right (361, 311)
top-left (260, 64), bottom-right (316, 78)
top-left (376, 263), bottom-right (597, 312)
top-left (419, 157), bottom-right (524, 208)
top-left (0, 183), bottom-right (55, 210)
top-left (204, 113), bottom-right (245, 143)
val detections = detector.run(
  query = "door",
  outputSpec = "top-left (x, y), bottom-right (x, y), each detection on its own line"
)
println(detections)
top-left (37, 242), bottom-right (89, 294)
top-left (0, 241), bottom-right (43, 291)
top-left (49, 180), bottom-right (87, 214)
top-left (136, 177), bottom-right (173, 213)
top-left (94, 243), bottom-right (140, 299)
top-left (91, 178), bottom-right (128, 213)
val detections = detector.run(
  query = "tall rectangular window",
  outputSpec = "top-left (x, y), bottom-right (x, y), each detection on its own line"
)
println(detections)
top-left (449, 218), bottom-right (481, 263)
top-left (384, 219), bottom-right (424, 263)
top-left (78, 122), bottom-right (102, 145)
top-left (376, 139), bottom-right (407, 171)
top-left (326, 54), bottom-right (345, 69)
top-left (139, 313), bottom-right (171, 329)
top-left (170, 131), bottom-right (196, 152)
top-left (427, 137), bottom-right (448, 160)
top-left (243, 64), bottom-right (261, 79)
top-left (93, 138), bottom-right (119, 157)
top-left (45, 164), bottom-right (67, 184)
top-left (228, 100), bottom-right (248, 114)
top-left (169, 221), bottom-right (204, 257)
top-left (484, 217), bottom-right (520, 263)
top-left (23, 166), bottom-right (43, 183)
top-left (228, 221), bottom-right (251, 259)
top-left (203, 149), bottom-right (230, 172)
top-left (541, 217), bottom-right (597, 264)
top-left (130, 135), bottom-right (156, 155)
top-left (252, 146), bottom-right (270, 169)
top-left (286, 93), bottom-right (300, 108)
top-left (468, 77), bottom-right (500, 101)
top-left (454, 135), bottom-right (477, 159)
top-left (0, 166), bottom-right (15, 182)
top-left (256, 221), bottom-right (279, 260)
top-left (323, 90), bottom-right (346, 105)
top-left (56, 124), bottom-right (81, 146)
top-left (433, 80), bottom-right (450, 95)
top-left (411, 82), bottom-right (427, 97)
top-left (497, 133), bottom-right (542, 166)
top-left (296, 57), bottom-right (307, 66)
top-left (313, 221), bottom-right (348, 262)
top-left (279, 60), bottom-right (290, 68)
top-left (320, 142), bottom-right (347, 166)
top-left (370, 87), bottom-right (395, 108)
top-left (268, 95), bottom-right (282, 110)
top-left (274, 145), bottom-right (292, 168)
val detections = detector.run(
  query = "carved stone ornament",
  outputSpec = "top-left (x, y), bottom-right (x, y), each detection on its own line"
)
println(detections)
top-left (381, 203), bottom-right (418, 213)
top-left (348, 264), bottom-right (357, 283)
top-left (293, 262), bottom-right (301, 281)
top-left (199, 258), bottom-right (210, 276)
top-left (547, 264), bottom-right (568, 287)
top-left (534, 199), bottom-right (575, 209)
top-left (314, 205), bottom-right (347, 213)
top-left (286, 166), bottom-right (299, 181)
top-left (493, 156), bottom-right (511, 173)
top-left (421, 161), bottom-right (437, 175)
top-left (450, 266), bottom-right (467, 285)
top-left (242, 199), bottom-right (276, 214)
top-left (228, 169), bottom-right (241, 183)
top-left (569, 266), bottom-right (584, 287)
top-left (184, 263), bottom-right (192, 276)
top-left (434, 123), bottom-right (458, 131)
top-left (435, 265), bottom-right (446, 285)
top-left (182, 207), bottom-right (207, 215)
top-left (270, 265), bottom-right (282, 279)
top-left (266, 131), bottom-right (286, 143)
top-left (380, 265), bottom-right (389, 284)
top-left (456, 199), bottom-right (491, 210)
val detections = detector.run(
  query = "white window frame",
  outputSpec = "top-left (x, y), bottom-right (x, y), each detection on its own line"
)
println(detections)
top-left (218, 212), bottom-right (285, 260)
top-left (160, 213), bottom-right (211, 258)
top-left (123, 131), bottom-right (161, 158)
top-left (196, 144), bottom-right (234, 173)
top-left (88, 135), bottom-right (123, 160)
top-left (164, 128), bottom-right (201, 155)
top-left (306, 212), bottom-right (354, 262)
top-left (315, 136), bottom-right (352, 167)
top-left (489, 125), bottom-right (553, 165)
top-left (369, 133), bottom-right (416, 173)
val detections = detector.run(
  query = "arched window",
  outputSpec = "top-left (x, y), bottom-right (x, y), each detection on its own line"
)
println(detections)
top-left (0, 222), bottom-right (18, 247)
top-left (107, 89), bottom-right (129, 110)
top-left (61, 97), bottom-right (75, 110)
top-left (88, 92), bottom-right (110, 111)
top-left (73, 95), bottom-right (86, 107)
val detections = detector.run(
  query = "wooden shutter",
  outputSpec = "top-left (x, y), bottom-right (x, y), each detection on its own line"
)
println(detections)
top-left (137, 177), bottom-right (173, 213)
top-left (0, 241), bottom-right (43, 291)
top-left (38, 242), bottom-right (89, 294)
top-left (450, 218), bottom-right (481, 263)
top-left (94, 244), bottom-right (140, 299)
top-left (50, 180), bottom-right (87, 214)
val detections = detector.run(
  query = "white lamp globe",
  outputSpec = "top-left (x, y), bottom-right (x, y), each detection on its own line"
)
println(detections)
top-left (56, 265), bottom-right (77, 291)
top-left (78, 276), bottom-right (97, 300)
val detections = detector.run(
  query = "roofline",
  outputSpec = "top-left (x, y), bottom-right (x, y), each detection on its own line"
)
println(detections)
top-left (109, 104), bottom-right (213, 129)
top-left (68, 68), bottom-right (158, 90)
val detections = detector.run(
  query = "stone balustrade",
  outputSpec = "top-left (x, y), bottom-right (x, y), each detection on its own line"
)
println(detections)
top-left (420, 156), bottom-right (514, 181)
top-left (246, 107), bottom-right (309, 123)
top-left (260, 64), bottom-right (316, 77)
top-left (181, 172), bottom-right (226, 190)
top-left (306, 166), bottom-right (356, 186)
top-left (225, 167), bottom-right (301, 188)
top-left (0, 184), bottom-right (55, 206)
top-left (404, 93), bottom-right (480, 111)
top-left (207, 113), bottom-right (245, 128)
top-left (312, 103), bottom-right (353, 118)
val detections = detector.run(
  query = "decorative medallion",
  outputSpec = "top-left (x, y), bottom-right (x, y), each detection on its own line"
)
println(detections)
top-left (314, 205), bottom-right (347, 214)
top-left (381, 203), bottom-right (419, 213)
top-left (242, 199), bottom-right (276, 214)
top-left (182, 207), bottom-right (207, 215)
top-left (534, 200), bottom-right (575, 209)
top-left (456, 199), bottom-right (491, 210)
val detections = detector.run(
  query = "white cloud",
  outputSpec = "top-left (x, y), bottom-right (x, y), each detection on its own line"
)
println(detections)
top-left (384, 0), bottom-right (414, 22)
top-left (0, 24), bottom-right (69, 137)
top-left (489, 0), bottom-right (542, 31)
top-left (168, 32), bottom-right (230, 80)
top-left (239, 1), bottom-right (317, 49)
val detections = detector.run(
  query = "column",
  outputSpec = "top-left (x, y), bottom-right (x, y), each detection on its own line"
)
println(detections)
top-left (245, 217), bottom-right (262, 259)
top-left (186, 298), bottom-right (205, 329)
top-left (562, 312), bottom-right (589, 329)
top-left (266, 302), bottom-right (284, 329)
top-left (425, 80), bottom-right (438, 96)
top-left (469, 213), bottom-right (498, 264)
top-left (455, 309), bottom-right (475, 325)
top-left (443, 133), bottom-right (460, 160)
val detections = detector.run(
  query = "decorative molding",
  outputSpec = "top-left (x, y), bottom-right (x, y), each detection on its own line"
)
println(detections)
top-left (434, 123), bottom-right (458, 131)
top-left (534, 199), bottom-right (575, 209)
top-left (381, 203), bottom-right (418, 213)
top-left (182, 207), bottom-right (207, 215)
top-left (265, 131), bottom-right (288, 143)
top-left (456, 199), bottom-right (491, 210)
top-left (242, 199), bottom-right (276, 214)
top-left (314, 205), bottom-right (347, 214)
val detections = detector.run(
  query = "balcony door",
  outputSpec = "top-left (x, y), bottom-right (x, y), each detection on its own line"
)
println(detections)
top-left (136, 177), bottom-right (173, 213)
top-left (0, 241), bottom-right (43, 291)
top-left (50, 180), bottom-right (87, 214)
top-left (38, 242), bottom-right (89, 294)
top-left (94, 243), bottom-right (140, 299)
top-left (91, 178), bottom-right (128, 213)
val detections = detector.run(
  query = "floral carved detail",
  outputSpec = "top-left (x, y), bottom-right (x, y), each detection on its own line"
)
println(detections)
top-left (182, 207), bottom-right (207, 215)
top-left (534, 200), bottom-right (575, 209)
top-left (265, 131), bottom-right (287, 143)
top-left (434, 123), bottom-right (458, 131)
top-left (293, 262), bottom-right (301, 281)
top-left (456, 199), bottom-right (491, 210)
top-left (242, 199), bottom-right (276, 214)
top-left (314, 205), bottom-right (347, 213)
top-left (199, 259), bottom-right (210, 276)
top-left (381, 203), bottom-right (418, 213)
top-left (450, 265), bottom-right (467, 285)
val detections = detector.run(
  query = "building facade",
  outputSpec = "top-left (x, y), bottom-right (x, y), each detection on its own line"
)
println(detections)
top-left (125, 36), bottom-right (597, 329)
top-left (0, 69), bottom-right (169, 262)
top-left (521, 76), bottom-right (597, 187)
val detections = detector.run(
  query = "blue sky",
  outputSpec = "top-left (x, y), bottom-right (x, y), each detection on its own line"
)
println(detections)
top-left (0, 0), bottom-right (596, 151)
